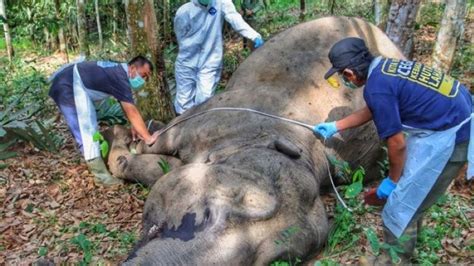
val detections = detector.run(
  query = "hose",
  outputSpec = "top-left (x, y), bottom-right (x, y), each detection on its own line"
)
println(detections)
top-left (150, 107), bottom-right (352, 211)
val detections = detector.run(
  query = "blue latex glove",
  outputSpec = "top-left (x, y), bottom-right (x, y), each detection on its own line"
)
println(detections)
top-left (376, 177), bottom-right (397, 199)
top-left (312, 121), bottom-right (338, 139)
top-left (254, 38), bottom-right (264, 48)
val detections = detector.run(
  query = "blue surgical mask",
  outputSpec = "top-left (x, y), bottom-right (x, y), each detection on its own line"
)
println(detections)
top-left (129, 71), bottom-right (145, 90)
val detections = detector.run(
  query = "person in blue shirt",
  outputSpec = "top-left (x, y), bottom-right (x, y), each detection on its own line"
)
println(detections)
top-left (313, 37), bottom-right (473, 263)
top-left (49, 56), bottom-right (159, 186)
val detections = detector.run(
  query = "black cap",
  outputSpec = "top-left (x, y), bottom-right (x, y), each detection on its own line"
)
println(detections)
top-left (324, 37), bottom-right (371, 79)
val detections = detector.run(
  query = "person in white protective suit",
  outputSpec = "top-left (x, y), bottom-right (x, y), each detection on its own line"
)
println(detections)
top-left (49, 56), bottom-right (159, 186)
top-left (314, 38), bottom-right (473, 264)
top-left (173, 0), bottom-right (265, 115)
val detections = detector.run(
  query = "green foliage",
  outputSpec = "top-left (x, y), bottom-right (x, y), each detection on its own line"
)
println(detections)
top-left (0, 62), bottom-right (49, 109)
top-left (64, 221), bottom-right (138, 263)
top-left (450, 38), bottom-right (474, 87)
top-left (38, 246), bottom-right (48, 257)
top-left (93, 132), bottom-right (109, 158)
top-left (314, 259), bottom-right (339, 266)
top-left (315, 158), bottom-right (369, 264)
top-left (364, 227), bottom-right (380, 255)
top-left (1, 89), bottom-right (63, 152)
top-left (271, 225), bottom-right (301, 266)
top-left (417, 3), bottom-right (445, 28)
top-left (96, 98), bottom-right (126, 126)
top-left (327, 155), bottom-right (352, 183)
top-left (344, 167), bottom-right (364, 198)
top-left (71, 233), bottom-right (93, 265)
top-left (415, 194), bottom-right (471, 264)
top-left (158, 158), bottom-right (171, 174)
top-left (0, 140), bottom-right (17, 164)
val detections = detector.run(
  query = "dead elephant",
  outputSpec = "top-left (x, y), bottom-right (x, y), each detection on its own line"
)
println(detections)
top-left (106, 16), bottom-right (404, 265)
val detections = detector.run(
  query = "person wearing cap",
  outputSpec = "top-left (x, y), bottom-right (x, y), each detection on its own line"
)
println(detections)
top-left (313, 37), bottom-right (473, 263)
top-left (173, 0), bottom-right (265, 115)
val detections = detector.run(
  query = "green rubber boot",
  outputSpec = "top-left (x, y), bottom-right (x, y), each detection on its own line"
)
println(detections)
top-left (86, 157), bottom-right (123, 186)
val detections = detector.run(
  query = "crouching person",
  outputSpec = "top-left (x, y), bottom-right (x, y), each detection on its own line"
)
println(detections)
top-left (49, 56), bottom-right (159, 186)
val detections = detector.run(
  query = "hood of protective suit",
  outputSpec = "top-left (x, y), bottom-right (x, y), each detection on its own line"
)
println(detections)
top-left (192, 0), bottom-right (214, 7)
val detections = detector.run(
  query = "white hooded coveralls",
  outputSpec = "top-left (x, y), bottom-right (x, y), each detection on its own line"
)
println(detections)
top-left (174, 0), bottom-right (261, 114)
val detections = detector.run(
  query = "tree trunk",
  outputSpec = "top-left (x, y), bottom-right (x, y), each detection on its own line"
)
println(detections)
top-left (51, 34), bottom-right (59, 51)
top-left (330, 0), bottom-right (336, 15)
top-left (125, 0), bottom-right (175, 122)
top-left (432, 0), bottom-right (466, 72)
top-left (0, 0), bottom-right (14, 62)
top-left (54, 0), bottom-right (68, 57)
top-left (112, 0), bottom-right (118, 42)
top-left (300, 0), bottom-right (306, 21)
top-left (44, 27), bottom-right (51, 51)
top-left (163, 0), bottom-right (170, 44)
top-left (76, 0), bottom-right (90, 57)
top-left (374, 0), bottom-right (390, 30)
top-left (385, 0), bottom-right (421, 58)
top-left (95, 0), bottom-right (103, 48)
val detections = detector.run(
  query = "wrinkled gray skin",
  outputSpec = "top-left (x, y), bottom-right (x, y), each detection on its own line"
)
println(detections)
top-left (105, 17), bottom-right (404, 265)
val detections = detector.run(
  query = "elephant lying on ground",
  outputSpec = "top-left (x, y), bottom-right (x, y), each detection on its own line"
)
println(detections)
top-left (105, 16), bottom-right (404, 264)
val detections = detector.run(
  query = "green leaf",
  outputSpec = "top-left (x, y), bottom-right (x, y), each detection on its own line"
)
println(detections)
top-left (91, 223), bottom-right (107, 234)
top-left (365, 228), bottom-right (380, 255)
top-left (398, 235), bottom-right (411, 243)
top-left (158, 158), bottom-right (171, 174)
top-left (93, 132), bottom-right (103, 142)
top-left (4, 120), bottom-right (28, 129)
top-left (0, 127), bottom-right (6, 137)
top-left (25, 203), bottom-right (34, 213)
top-left (344, 181), bottom-right (363, 198)
top-left (0, 139), bottom-right (17, 151)
top-left (0, 151), bottom-right (17, 160)
top-left (35, 120), bottom-right (57, 152)
top-left (0, 164), bottom-right (8, 169)
top-left (388, 247), bottom-right (401, 264)
top-left (38, 246), bottom-right (48, 257)
top-left (352, 167), bottom-right (365, 183)
top-left (71, 233), bottom-right (92, 251)
top-left (100, 141), bottom-right (109, 158)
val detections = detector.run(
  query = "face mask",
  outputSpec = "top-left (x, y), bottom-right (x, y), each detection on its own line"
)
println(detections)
top-left (341, 75), bottom-right (359, 90)
top-left (198, 0), bottom-right (210, 6)
top-left (340, 74), bottom-right (359, 90)
top-left (129, 71), bottom-right (145, 90)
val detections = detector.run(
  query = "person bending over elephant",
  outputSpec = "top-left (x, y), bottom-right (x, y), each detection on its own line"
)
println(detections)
top-left (49, 56), bottom-right (159, 186)
top-left (313, 37), bottom-right (473, 264)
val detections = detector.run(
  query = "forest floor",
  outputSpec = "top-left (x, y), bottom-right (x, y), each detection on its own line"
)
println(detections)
top-left (1, 22), bottom-right (473, 265)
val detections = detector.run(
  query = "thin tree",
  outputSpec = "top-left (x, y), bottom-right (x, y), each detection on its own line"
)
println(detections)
top-left (125, 0), bottom-right (174, 122)
top-left (374, 0), bottom-right (390, 30)
top-left (54, 0), bottom-right (68, 58)
top-left (95, 0), bottom-right (103, 48)
top-left (385, 0), bottom-right (421, 58)
top-left (300, 0), bottom-right (306, 21)
top-left (330, 0), bottom-right (336, 15)
top-left (112, 0), bottom-right (118, 42)
top-left (162, 0), bottom-right (170, 43)
top-left (76, 0), bottom-right (90, 57)
top-left (0, 0), bottom-right (14, 62)
top-left (241, 0), bottom-right (263, 50)
top-left (432, 0), bottom-right (466, 72)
